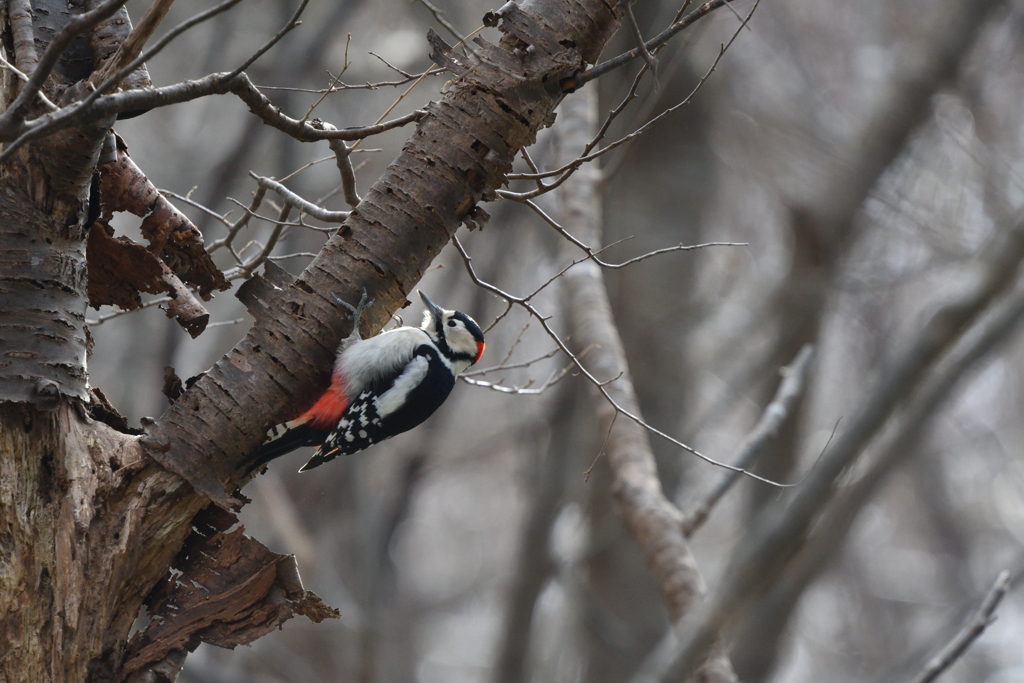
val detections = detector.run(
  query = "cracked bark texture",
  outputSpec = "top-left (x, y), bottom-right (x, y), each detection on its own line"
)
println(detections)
top-left (1, 0), bottom-right (634, 679)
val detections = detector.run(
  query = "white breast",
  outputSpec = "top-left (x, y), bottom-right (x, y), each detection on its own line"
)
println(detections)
top-left (337, 326), bottom-right (431, 395)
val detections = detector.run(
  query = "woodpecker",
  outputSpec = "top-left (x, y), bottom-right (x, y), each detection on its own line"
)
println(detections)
top-left (249, 289), bottom-right (485, 472)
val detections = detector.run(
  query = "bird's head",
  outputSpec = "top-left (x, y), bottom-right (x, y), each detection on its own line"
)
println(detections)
top-left (419, 290), bottom-right (485, 373)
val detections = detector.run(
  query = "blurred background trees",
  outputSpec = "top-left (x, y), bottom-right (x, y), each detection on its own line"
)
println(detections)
top-left (81, 0), bottom-right (1024, 680)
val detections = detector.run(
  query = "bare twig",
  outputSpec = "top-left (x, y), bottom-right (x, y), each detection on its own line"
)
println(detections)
top-left (368, 51), bottom-right (417, 78)
top-left (501, 1), bottom-right (757, 200)
top-left (908, 571), bottom-right (1012, 683)
top-left (0, 54), bottom-right (58, 110)
top-left (86, 295), bottom-right (172, 326)
top-left (522, 196), bottom-right (744, 269)
top-left (224, 199), bottom-right (333, 231)
top-left (621, 0), bottom-right (658, 76)
top-left (248, 173), bottom-right (350, 223)
top-left (681, 345), bottom-right (815, 537)
top-left (462, 344), bottom-right (562, 377)
top-left (222, 0), bottom-right (309, 82)
top-left (159, 189), bottom-right (233, 229)
top-left (308, 121), bottom-right (362, 207)
top-left (583, 412), bottom-right (617, 483)
top-left (301, 34), bottom-right (350, 124)
top-left (461, 360), bottom-right (576, 395)
top-left (453, 235), bottom-right (790, 488)
top-left (208, 186), bottom-right (266, 261)
top-left (415, 0), bottom-right (467, 43)
top-left (255, 70), bottom-right (440, 93)
top-left (223, 203), bottom-right (292, 280)
top-left (563, 0), bottom-right (737, 90)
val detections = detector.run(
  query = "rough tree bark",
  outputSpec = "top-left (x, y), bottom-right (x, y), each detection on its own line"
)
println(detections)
top-left (0, 0), bottom-right (637, 680)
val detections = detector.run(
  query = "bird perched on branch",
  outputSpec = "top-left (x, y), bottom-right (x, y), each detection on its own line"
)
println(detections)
top-left (248, 290), bottom-right (485, 472)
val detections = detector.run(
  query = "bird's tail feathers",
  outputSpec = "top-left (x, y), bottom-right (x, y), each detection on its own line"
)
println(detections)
top-left (297, 445), bottom-right (340, 472)
top-left (246, 417), bottom-right (327, 473)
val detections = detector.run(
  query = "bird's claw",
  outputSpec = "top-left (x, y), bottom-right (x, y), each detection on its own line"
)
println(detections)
top-left (334, 288), bottom-right (374, 347)
top-left (332, 288), bottom-right (374, 321)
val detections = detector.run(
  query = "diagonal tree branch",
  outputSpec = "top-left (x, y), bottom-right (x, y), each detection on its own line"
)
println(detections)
top-left (908, 571), bottom-right (1013, 683)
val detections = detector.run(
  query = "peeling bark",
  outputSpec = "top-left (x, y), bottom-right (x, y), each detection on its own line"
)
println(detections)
top-left (96, 138), bottom-right (229, 300)
top-left (121, 506), bottom-right (337, 682)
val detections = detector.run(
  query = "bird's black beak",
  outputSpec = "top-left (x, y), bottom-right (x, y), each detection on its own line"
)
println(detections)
top-left (419, 290), bottom-right (444, 320)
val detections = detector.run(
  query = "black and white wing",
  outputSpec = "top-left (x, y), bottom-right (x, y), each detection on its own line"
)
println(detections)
top-left (298, 345), bottom-right (456, 471)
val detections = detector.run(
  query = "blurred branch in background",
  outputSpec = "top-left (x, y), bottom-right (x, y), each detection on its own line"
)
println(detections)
top-left (908, 570), bottom-right (1013, 683)
top-left (556, 88), bottom-right (737, 682)
top-left (660, 209), bottom-right (1024, 678)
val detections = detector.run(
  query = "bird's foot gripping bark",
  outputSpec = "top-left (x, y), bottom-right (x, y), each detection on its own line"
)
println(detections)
top-left (333, 288), bottom-right (374, 349)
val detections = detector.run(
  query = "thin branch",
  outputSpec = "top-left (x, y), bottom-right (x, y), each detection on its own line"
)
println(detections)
top-left (300, 33), bottom-right (350, 124)
top-left (223, 198), bottom-right (334, 232)
top-left (159, 189), bottom-right (233, 229)
top-left (368, 51), bottom-right (417, 78)
top-left (309, 121), bottom-right (362, 207)
top-left (452, 235), bottom-right (794, 489)
top-left (223, 203), bottom-right (291, 280)
top-left (267, 252), bottom-right (319, 261)
top-left (563, 0), bottom-right (736, 90)
top-left (415, 0), bottom-right (467, 44)
top-left (254, 70), bottom-right (439, 92)
top-left (248, 173), bottom-right (350, 223)
top-left (583, 411), bottom-right (618, 483)
top-left (208, 186), bottom-right (266, 260)
top-left (347, 25), bottom-right (484, 155)
top-left (221, 0), bottom-right (309, 82)
top-left (461, 360), bottom-right (576, 395)
top-left (463, 344), bottom-right (562, 377)
top-left (680, 345), bottom-right (815, 537)
top-left (501, 2), bottom-right (756, 200)
top-left (908, 571), bottom-right (1012, 683)
top-left (523, 197), bottom-right (744, 269)
top-left (85, 295), bottom-right (172, 326)
top-left (0, 54), bottom-right (58, 110)
top-left (621, 0), bottom-right (658, 76)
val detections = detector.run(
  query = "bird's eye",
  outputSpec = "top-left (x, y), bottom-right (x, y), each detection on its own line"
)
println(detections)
top-left (448, 320), bottom-right (457, 327)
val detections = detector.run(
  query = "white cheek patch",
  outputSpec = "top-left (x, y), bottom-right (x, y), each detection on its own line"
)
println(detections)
top-left (374, 355), bottom-right (430, 418)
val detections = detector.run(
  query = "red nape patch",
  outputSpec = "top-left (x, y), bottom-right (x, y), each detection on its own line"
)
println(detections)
top-left (475, 341), bottom-right (486, 364)
top-left (300, 380), bottom-right (348, 429)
